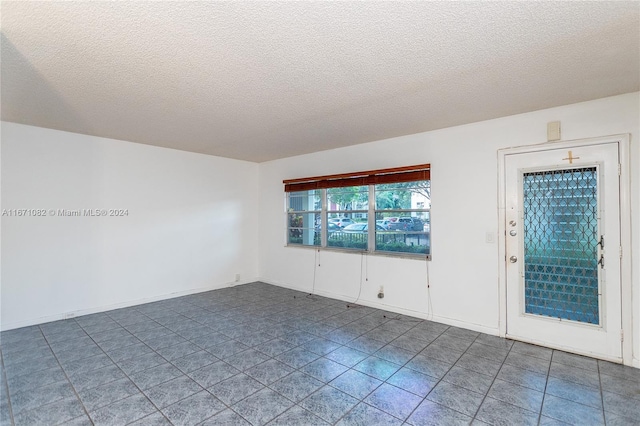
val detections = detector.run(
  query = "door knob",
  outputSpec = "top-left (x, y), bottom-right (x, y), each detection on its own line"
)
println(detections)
top-left (509, 256), bottom-right (518, 263)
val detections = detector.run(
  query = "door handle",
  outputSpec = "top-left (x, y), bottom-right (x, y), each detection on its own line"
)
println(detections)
top-left (510, 256), bottom-right (518, 263)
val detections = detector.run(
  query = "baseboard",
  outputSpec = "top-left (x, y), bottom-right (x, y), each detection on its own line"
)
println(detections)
top-left (258, 277), bottom-right (500, 336)
top-left (506, 333), bottom-right (624, 365)
top-left (1, 278), bottom-right (256, 331)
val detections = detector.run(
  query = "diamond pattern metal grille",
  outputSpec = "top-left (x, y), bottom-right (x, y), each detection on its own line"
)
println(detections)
top-left (523, 167), bottom-right (600, 324)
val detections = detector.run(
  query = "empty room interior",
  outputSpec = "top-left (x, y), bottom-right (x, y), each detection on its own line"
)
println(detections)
top-left (1, 2), bottom-right (640, 426)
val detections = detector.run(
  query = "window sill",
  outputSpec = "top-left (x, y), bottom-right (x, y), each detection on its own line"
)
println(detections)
top-left (284, 244), bottom-right (431, 261)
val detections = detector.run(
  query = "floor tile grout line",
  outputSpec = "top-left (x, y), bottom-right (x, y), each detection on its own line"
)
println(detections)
top-left (77, 308), bottom-right (188, 425)
top-left (0, 347), bottom-right (17, 426)
top-left (542, 355), bottom-right (615, 419)
top-left (171, 296), bottom-right (396, 422)
top-left (210, 293), bottom-right (425, 423)
top-left (412, 331), bottom-right (485, 423)
top-left (38, 320), bottom-right (96, 426)
top-left (327, 314), bottom-right (475, 423)
top-left (368, 322), bottom-right (464, 424)
top-left (535, 347), bottom-right (555, 426)
top-left (191, 311), bottom-right (311, 425)
top-left (468, 337), bottom-right (533, 424)
top-left (92, 306), bottom-right (208, 425)
top-left (195, 310), bottom-right (409, 424)
top-left (241, 289), bottom-right (428, 421)
top-left (597, 360), bottom-right (607, 426)
top-left (296, 347), bottom-right (395, 424)
top-left (118, 301), bottom-right (317, 424)
top-left (542, 369), bottom-right (610, 409)
top-left (120, 305), bottom-right (246, 424)
top-left (543, 351), bottom-right (609, 424)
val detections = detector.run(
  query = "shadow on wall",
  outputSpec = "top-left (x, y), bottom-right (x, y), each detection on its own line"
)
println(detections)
top-left (1, 33), bottom-right (90, 133)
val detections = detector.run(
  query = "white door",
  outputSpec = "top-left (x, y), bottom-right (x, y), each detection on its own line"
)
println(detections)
top-left (505, 142), bottom-right (622, 361)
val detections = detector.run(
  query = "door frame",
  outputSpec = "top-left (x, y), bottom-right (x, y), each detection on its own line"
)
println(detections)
top-left (497, 134), bottom-right (632, 365)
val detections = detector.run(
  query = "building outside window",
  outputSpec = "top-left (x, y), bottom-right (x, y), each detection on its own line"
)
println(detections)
top-left (285, 164), bottom-right (431, 258)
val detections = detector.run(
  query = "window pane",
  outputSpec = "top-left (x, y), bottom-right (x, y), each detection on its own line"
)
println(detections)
top-left (375, 179), bottom-right (430, 256)
top-left (375, 211), bottom-right (429, 255)
top-left (288, 190), bottom-right (322, 212)
top-left (287, 212), bottom-right (320, 246)
top-left (375, 181), bottom-right (430, 210)
top-left (327, 186), bottom-right (368, 211)
top-left (376, 229), bottom-right (429, 255)
top-left (327, 213), bottom-right (368, 250)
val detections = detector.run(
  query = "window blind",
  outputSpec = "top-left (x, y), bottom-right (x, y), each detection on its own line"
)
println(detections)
top-left (283, 164), bottom-right (430, 192)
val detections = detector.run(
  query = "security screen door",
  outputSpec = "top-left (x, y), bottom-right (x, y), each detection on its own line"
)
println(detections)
top-left (505, 142), bottom-right (622, 361)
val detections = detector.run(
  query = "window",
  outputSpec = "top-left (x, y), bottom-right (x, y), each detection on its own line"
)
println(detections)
top-left (327, 185), bottom-right (368, 250)
top-left (287, 189), bottom-right (321, 246)
top-left (375, 181), bottom-right (430, 255)
top-left (285, 164), bottom-right (431, 258)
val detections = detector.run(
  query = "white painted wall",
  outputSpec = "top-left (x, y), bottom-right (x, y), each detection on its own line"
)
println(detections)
top-left (1, 123), bottom-right (259, 330)
top-left (258, 93), bottom-right (640, 364)
top-left (2, 93), bottom-right (638, 366)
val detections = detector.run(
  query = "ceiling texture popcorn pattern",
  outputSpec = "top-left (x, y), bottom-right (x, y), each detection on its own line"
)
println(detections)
top-left (2, 1), bottom-right (638, 162)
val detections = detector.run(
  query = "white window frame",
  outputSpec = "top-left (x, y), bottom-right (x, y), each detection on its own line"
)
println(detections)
top-left (286, 182), bottom-right (431, 259)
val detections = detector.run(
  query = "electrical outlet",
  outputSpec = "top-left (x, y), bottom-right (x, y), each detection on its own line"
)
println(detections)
top-left (235, 273), bottom-right (240, 282)
top-left (377, 286), bottom-right (384, 299)
top-left (485, 232), bottom-right (495, 244)
top-left (64, 313), bottom-right (75, 320)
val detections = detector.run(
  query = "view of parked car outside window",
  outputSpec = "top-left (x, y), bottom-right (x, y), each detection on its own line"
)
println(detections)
top-left (287, 179), bottom-right (430, 256)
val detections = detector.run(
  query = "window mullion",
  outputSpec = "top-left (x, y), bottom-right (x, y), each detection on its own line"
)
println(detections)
top-left (368, 185), bottom-right (375, 253)
top-left (321, 188), bottom-right (327, 247)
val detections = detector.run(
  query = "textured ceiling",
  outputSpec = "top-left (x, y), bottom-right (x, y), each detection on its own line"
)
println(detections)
top-left (2, 1), bottom-right (639, 162)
